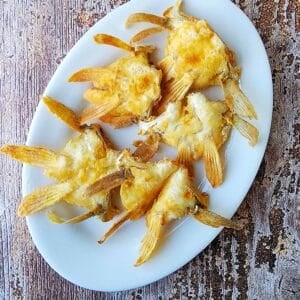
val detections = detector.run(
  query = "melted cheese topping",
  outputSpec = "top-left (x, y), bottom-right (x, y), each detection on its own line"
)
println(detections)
top-left (147, 168), bottom-right (196, 223)
top-left (166, 20), bottom-right (231, 89)
top-left (63, 148), bottom-right (119, 210)
top-left (120, 160), bottom-right (177, 211)
top-left (139, 93), bottom-right (231, 159)
top-left (86, 53), bottom-right (162, 118)
top-left (45, 128), bottom-right (120, 210)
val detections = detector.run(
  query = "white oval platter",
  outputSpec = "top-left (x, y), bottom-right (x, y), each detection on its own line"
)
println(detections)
top-left (22, 0), bottom-right (272, 292)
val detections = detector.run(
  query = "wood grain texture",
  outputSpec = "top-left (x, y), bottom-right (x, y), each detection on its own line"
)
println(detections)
top-left (0, 0), bottom-right (299, 299)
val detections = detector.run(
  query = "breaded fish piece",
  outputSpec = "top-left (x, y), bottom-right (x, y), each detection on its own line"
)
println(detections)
top-left (85, 149), bottom-right (178, 243)
top-left (135, 167), bottom-right (241, 266)
top-left (139, 92), bottom-right (258, 187)
top-left (0, 97), bottom-right (125, 223)
top-left (69, 34), bottom-right (162, 127)
top-left (1, 124), bottom-right (120, 222)
top-left (88, 159), bottom-right (241, 265)
top-left (127, 0), bottom-right (257, 118)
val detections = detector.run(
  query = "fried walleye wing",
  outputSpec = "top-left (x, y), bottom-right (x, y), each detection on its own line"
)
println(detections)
top-left (135, 167), bottom-right (241, 266)
top-left (139, 92), bottom-right (258, 187)
top-left (85, 150), bottom-right (178, 243)
top-left (69, 34), bottom-right (162, 127)
top-left (0, 98), bottom-right (122, 223)
top-left (127, 0), bottom-right (257, 118)
top-left (87, 160), bottom-right (241, 266)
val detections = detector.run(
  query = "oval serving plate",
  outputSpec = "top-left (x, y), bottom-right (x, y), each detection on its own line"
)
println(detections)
top-left (22, 0), bottom-right (272, 292)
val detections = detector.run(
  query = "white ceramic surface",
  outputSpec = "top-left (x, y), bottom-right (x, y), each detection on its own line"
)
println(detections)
top-left (22, 0), bottom-right (273, 292)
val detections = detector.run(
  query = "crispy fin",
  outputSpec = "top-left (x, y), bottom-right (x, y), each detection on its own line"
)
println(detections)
top-left (94, 34), bottom-right (156, 54)
top-left (193, 209), bottom-right (242, 230)
top-left (48, 205), bottom-right (103, 224)
top-left (43, 96), bottom-right (81, 132)
top-left (163, 0), bottom-right (199, 22)
top-left (100, 114), bottom-right (137, 128)
top-left (135, 214), bottom-right (163, 266)
top-left (232, 115), bottom-right (259, 146)
top-left (130, 27), bottom-right (165, 43)
top-left (0, 145), bottom-right (58, 168)
top-left (223, 79), bottom-right (257, 119)
top-left (126, 13), bottom-right (167, 28)
top-left (188, 187), bottom-right (209, 209)
top-left (98, 210), bottom-right (136, 244)
top-left (94, 34), bottom-right (134, 52)
top-left (93, 125), bottom-right (116, 150)
top-left (155, 74), bottom-right (194, 115)
top-left (117, 150), bottom-right (148, 170)
top-left (203, 140), bottom-right (222, 187)
top-left (85, 169), bottom-right (132, 196)
top-left (47, 210), bottom-right (65, 223)
top-left (80, 97), bottom-right (121, 125)
top-left (174, 0), bottom-right (183, 11)
top-left (134, 45), bottom-right (157, 54)
top-left (176, 147), bottom-right (194, 176)
top-left (18, 181), bottom-right (75, 216)
top-left (101, 196), bottom-right (121, 222)
top-left (133, 134), bottom-right (160, 162)
top-left (158, 56), bottom-right (174, 81)
top-left (68, 68), bottom-right (113, 83)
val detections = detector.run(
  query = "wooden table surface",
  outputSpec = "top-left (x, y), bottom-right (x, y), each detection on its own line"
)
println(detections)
top-left (0, 0), bottom-right (299, 299)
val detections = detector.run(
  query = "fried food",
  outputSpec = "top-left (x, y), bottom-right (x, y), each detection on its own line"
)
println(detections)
top-left (136, 167), bottom-right (241, 265)
top-left (139, 92), bottom-right (258, 187)
top-left (1, 124), bottom-right (121, 222)
top-left (0, 96), bottom-right (162, 222)
top-left (69, 34), bottom-right (162, 127)
top-left (86, 155), bottom-right (241, 265)
top-left (85, 149), bottom-right (178, 243)
top-left (86, 149), bottom-right (241, 264)
top-left (2, 1), bottom-right (254, 265)
top-left (43, 96), bottom-right (81, 132)
top-left (1, 97), bottom-right (123, 222)
top-left (127, 0), bottom-right (257, 118)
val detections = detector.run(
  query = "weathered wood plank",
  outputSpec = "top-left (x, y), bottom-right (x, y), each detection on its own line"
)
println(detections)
top-left (0, 0), bottom-right (299, 299)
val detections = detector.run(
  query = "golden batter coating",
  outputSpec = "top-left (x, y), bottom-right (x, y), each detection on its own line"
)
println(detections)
top-left (127, 0), bottom-right (257, 118)
top-left (69, 34), bottom-right (162, 127)
top-left (86, 151), bottom-right (240, 266)
top-left (0, 97), bottom-right (123, 222)
top-left (85, 149), bottom-right (178, 243)
top-left (1, 125), bottom-right (120, 222)
top-left (139, 92), bottom-right (258, 187)
top-left (136, 168), bottom-right (241, 265)
top-left (88, 160), bottom-right (241, 265)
